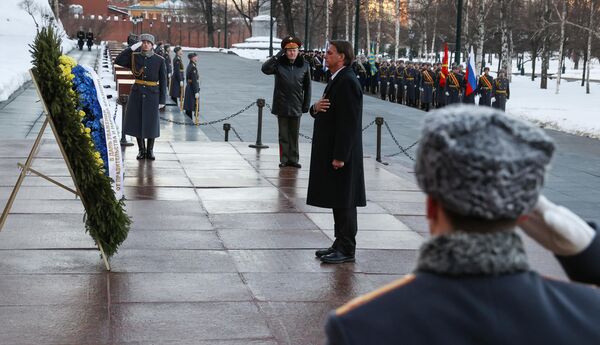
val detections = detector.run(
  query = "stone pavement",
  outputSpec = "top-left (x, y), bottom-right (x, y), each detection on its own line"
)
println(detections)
top-left (0, 48), bottom-right (596, 344)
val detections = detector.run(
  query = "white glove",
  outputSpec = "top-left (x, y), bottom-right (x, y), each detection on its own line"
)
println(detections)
top-left (194, 92), bottom-right (199, 98)
top-left (168, 73), bottom-right (171, 78)
top-left (445, 92), bottom-right (449, 96)
top-left (491, 97), bottom-right (496, 102)
top-left (159, 104), bottom-right (165, 109)
top-left (180, 81), bottom-right (184, 87)
top-left (519, 195), bottom-right (595, 256)
top-left (131, 41), bottom-right (142, 51)
top-left (419, 88), bottom-right (424, 91)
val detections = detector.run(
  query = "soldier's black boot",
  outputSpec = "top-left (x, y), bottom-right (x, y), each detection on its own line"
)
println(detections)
top-left (136, 137), bottom-right (146, 160)
top-left (146, 139), bottom-right (156, 160)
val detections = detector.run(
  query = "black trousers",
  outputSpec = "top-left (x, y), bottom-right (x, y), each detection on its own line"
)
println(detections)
top-left (277, 116), bottom-right (300, 164)
top-left (332, 207), bottom-right (357, 255)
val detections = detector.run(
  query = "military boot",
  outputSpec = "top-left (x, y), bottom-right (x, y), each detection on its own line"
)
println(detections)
top-left (146, 138), bottom-right (156, 160)
top-left (136, 137), bottom-right (146, 160)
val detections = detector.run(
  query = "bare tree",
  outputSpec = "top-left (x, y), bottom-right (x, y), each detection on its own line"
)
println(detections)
top-left (230, 0), bottom-right (257, 34)
top-left (394, 0), bottom-right (401, 59)
top-left (585, 0), bottom-right (595, 94)
top-left (185, 0), bottom-right (216, 47)
top-left (554, 0), bottom-right (567, 94)
top-left (540, 0), bottom-right (551, 89)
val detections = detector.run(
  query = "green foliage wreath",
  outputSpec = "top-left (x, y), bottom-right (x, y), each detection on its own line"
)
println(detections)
top-left (30, 25), bottom-right (130, 257)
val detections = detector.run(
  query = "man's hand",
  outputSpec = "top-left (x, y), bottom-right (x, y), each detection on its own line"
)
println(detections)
top-left (159, 104), bottom-right (165, 109)
top-left (491, 97), bottom-right (496, 102)
top-left (131, 41), bottom-right (142, 51)
top-left (519, 195), bottom-right (595, 256)
top-left (180, 81), bottom-right (184, 87)
top-left (168, 73), bottom-right (171, 78)
top-left (195, 92), bottom-right (199, 99)
top-left (332, 160), bottom-right (344, 170)
top-left (445, 92), bottom-right (449, 96)
top-left (313, 98), bottom-right (330, 113)
top-left (275, 49), bottom-right (285, 58)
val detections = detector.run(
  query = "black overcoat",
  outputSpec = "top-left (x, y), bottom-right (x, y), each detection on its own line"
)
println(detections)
top-left (478, 74), bottom-right (494, 106)
top-left (169, 56), bottom-right (184, 99)
top-left (114, 48), bottom-right (167, 139)
top-left (183, 61), bottom-right (199, 112)
top-left (493, 77), bottom-right (510, 111)
top-left (420, 69), bottom-right (434, 104)
top-left (307, 67), bottom-right (366, 209)
top-left (261, 54), bottom-right (311, 117)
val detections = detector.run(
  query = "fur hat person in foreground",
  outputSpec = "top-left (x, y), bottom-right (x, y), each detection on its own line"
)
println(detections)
top-left (324, 105), bottom-right (600, 345)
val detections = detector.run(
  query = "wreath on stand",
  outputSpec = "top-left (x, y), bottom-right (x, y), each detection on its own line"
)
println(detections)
top-left (30, 25), bottom-right (130, 257)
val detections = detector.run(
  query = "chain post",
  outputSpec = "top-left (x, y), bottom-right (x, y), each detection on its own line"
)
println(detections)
top-left (375, 117), bottom-right (387, 164)
top-left (249, 98), bottom-right (269, 149)
top-left (223, 123), bottom-right (231, 142)
top-left (118, 95), bottom-right (134, 147)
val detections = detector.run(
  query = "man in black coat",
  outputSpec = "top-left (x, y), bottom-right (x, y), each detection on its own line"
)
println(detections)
top-left (169, 47), bottom-right (184, 105)
top-left (493, 69), bottom-right (510, 111)
top-left (309, 40), bottom-right (366, 264)
top-left (262, 36), bottom-right (311, 168)
top-left (114, 33), bottom-right (167, 161)
top-left (85, 29), bottom-right (94, 51)
top-left (325, 105), bottom-right (600, 344)
top-left (183, 53), bottom-right (200, 120)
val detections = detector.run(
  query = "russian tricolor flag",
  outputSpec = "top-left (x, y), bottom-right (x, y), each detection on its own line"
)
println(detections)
top-left (465, 46), bottom-right (477, 96)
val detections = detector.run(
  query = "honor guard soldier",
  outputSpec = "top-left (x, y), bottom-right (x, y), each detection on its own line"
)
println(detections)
top-left (404, 63), bottom-right (417, 107)
top-left (262, 36), bottom-right (312, 168)
top-left (395, 60), bottom-right (405, 104)
top-left (379, 62), bottom-right (388, 100)
top-left (445, 65), bottom-right (462, 104)
top-left (170, 47), bottom-right (184, 105)
top-left (492, 69), bottom-right (510, 111)
top-left (420, 63), bottom-right (435, 112)
top-left (477, 67), bottom-right (494, 107)
top-left (435, 63), bottom-right (447, 108)
top-left (387, 61), bottom-right (396, 102)
top-left (76, 27), bottom-right (85, 50)
top-left (163, 44), bottom-right (173, 94)
top-left (114, 33), bottom-right (167, 161)
top-left (85, 28), bottom-right (94, 51)
top-left (183, 52), bottom-right (200, 119)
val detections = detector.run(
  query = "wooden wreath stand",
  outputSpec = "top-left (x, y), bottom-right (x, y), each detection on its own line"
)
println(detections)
top-left (0, 70), bottom-right (111, 271)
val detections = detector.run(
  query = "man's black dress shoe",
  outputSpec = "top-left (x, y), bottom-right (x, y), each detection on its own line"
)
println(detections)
top-left (288, 162), bottom-right (302, 168)
top-left (278, 163), bottom-right (287, 168)
top-left (320, 250), bottom-right (355, 264)
top-left (315, 247), bottom-right (335, 258)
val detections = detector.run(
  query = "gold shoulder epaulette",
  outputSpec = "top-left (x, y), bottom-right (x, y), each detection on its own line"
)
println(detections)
top-left (335, 274), bottom-right (416, 316)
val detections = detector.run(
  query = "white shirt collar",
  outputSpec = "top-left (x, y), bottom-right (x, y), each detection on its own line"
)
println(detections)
top-left (330, 66), bottom-right (346, 80)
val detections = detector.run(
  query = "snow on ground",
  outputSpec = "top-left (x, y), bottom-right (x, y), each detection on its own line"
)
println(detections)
top-left (0, 0), bottom-right (76, 102)
top-left (506, 75), bottom-right (600, 139)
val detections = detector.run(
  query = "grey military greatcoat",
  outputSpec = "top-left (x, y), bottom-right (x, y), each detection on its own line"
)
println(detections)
top-left (114, 47), bottom-right (167, 139)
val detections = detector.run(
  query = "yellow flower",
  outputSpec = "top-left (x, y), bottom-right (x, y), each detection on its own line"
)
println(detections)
top-left (84, 127), bottom-right (91, 134)
top-left (79, 110), bottom-right (86, 118)
top-left (59, 55), bottom-right (77, 68)
top-left (94, 152), bottom-right (101, 159)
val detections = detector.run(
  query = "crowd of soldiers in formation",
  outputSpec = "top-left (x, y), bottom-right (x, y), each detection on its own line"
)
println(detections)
top-left (302, 50), bottom-right (511, 112)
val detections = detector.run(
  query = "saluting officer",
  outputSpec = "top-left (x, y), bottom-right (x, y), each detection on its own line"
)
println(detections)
top-left (183, 52), bottom-right (200, 119)
top-left (170, 47), bottom-right (184, 105)
top-left (492, 69), bottom-right (510, 111)
top-left (477, 67), bottom-right (494, 107)
top-left (114, 33), bottom-right (167, 161)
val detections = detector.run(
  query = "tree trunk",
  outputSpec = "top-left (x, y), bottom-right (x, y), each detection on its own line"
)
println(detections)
top-left (464, 0), bottom-right (469, 56)
top-left (376, 0), bottom-right (383, 53)
top-left (476, 0), bottom-right (485, 73)
top-left (395, 0), bottom-right (400, 59)
top-left (325, 0), bottom-right (330, 43)
top-left (531, 50), bottom-right (537, 81)
top-left (555, 0), bottom-right (566, 94)
top-left (582, 50), bottom-right (587, 86)
top-left (202, 0), bottom-right (216, 47)
top-left (586, 0), bottom-right (594, 94)
top-left (345, 0), bottom-right (349, 40)
top-left (540, 0), bottom-right (550, 89)
top-left (499, 0), bottom-right (509, 73)
top-left (351, 5), bottom-right (355, 47)
top-left (430, 1), bottom-right (438, 59)
top-left (365, 0), bottom-right (371, 54)
top-left (280, 0), bottom-right (296, 36)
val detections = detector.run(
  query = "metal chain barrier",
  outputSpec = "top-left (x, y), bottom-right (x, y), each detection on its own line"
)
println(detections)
top-left (160, 101), bottom-right (257, 126)
top-left (362, 119), bottom-right (376, 132)
top-left (230, 126), bottom-right (244, 141)
top-left (382, 121), bottom-right (419, 161)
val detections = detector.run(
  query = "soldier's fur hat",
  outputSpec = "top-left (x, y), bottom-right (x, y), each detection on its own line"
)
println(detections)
top-left (415, 105), bottom-right (555, 220)
top-left (139, 33), bottom-right (155, 44)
